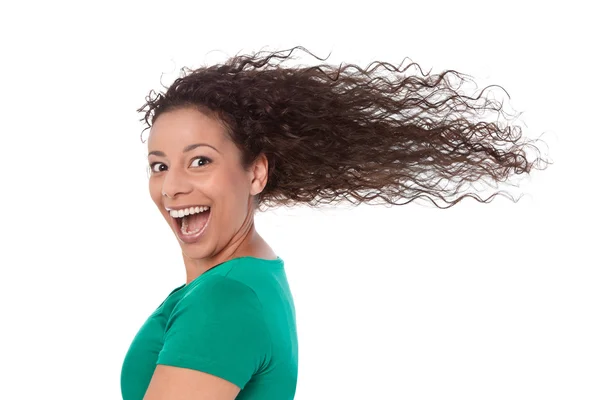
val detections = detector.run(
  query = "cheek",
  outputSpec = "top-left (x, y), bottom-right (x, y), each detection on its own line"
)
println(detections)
top-left (214, 177), bottom-right (249, 218)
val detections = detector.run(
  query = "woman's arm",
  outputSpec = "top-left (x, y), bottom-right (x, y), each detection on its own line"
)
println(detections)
top-left (143, 365), bottom-right (241, 400)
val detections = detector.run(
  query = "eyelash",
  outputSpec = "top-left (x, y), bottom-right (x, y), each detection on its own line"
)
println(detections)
top-left (149, 156), bottom-right (212, 174)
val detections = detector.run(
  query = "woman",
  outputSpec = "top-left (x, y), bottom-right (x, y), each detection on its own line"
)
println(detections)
top-left (120, 47), bottom-right (549, 400)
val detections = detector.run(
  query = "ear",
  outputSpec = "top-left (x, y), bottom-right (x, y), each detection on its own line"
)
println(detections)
top-left (249, 153), bottom-right (269, 196)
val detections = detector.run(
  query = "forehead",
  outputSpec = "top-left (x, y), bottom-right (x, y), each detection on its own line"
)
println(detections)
top-left (148, 107), bottom-right (227, 150)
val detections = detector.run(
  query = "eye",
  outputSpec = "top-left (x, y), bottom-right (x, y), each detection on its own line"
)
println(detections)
top-left (149, 162), bottom-right (167, 173)
top-left (190, 156), bottom-right (212, 168)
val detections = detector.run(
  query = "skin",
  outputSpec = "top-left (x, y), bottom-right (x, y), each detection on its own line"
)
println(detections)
top-left (147, 106), bottom-right (277, 286)
top-left (143, 106), bottom-right (278, 399)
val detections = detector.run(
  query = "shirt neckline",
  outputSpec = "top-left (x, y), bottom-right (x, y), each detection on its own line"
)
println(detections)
top-left (170, 256), bottom-right (284, 294)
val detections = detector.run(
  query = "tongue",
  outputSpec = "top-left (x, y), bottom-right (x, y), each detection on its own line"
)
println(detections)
top-left (184, 211), bottom-right (209, 232)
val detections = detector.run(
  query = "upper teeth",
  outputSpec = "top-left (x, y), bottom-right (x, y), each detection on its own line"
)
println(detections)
top-left (169, 206), bottom-right (210, 218)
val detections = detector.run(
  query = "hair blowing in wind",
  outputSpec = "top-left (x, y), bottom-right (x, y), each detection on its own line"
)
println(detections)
top-left (138, 46), bottom-right (551, 211)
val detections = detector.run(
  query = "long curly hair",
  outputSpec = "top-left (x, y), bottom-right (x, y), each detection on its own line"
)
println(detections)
top-left (138, 46), bottom-right (551, 211)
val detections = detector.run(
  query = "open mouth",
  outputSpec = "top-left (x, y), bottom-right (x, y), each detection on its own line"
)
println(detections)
top-left (168, 206), bottom-right (211, 241)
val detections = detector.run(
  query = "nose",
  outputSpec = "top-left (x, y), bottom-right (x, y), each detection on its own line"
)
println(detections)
top-left (161, 167), bottom-right (193, 199)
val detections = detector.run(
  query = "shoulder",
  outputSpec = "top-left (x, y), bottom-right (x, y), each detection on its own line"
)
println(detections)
top-left (166, 276), bottom-right (267, 335)
top-left (157, 275), bottom-right (271, 393)
top-left (181, 275), bottom-right (263, 309)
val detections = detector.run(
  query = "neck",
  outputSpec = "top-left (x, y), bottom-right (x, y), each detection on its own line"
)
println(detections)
top-left (182, 222), bottom-right (266, 284)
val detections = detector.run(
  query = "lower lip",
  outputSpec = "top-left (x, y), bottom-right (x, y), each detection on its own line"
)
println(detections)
top-left (173, 210), bottom-right (211, 244)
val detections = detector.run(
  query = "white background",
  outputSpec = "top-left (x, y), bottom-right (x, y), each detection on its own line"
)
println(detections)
top-left (0, 1), bottom-right (598, 399)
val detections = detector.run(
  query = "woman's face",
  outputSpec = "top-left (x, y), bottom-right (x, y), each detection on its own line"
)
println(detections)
top-left (147, 107), bottom-right (263, 260)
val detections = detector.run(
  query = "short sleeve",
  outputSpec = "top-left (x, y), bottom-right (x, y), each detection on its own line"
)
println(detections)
top-left (156, 276), bottom-right (271, 390)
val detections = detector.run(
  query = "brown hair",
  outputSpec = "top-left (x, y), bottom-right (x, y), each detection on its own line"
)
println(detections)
top-left (138, 46), bottom-right (551, 211)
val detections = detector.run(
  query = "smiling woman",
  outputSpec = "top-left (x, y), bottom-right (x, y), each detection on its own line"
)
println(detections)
top-left (144, 108), bottom-right (275, 268)
top-left (121, 102), bottom-right (297, 400)
top-left (120, 46), bottom-right (549, 400)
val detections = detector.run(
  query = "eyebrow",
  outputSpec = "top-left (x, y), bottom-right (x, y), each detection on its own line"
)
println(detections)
top-left (148, 143), bottom-right (221, 157)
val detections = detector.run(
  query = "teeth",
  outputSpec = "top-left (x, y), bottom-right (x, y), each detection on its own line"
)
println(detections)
top-left (169, 206), bottom-right (210, 218)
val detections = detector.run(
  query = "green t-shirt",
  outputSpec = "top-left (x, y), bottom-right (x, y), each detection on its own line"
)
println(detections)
top-left (120, 256), bottom-right (298, 400)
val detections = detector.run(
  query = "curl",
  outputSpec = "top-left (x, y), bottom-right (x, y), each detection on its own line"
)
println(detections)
top-left (138, 46), bottom-right (552, 211)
